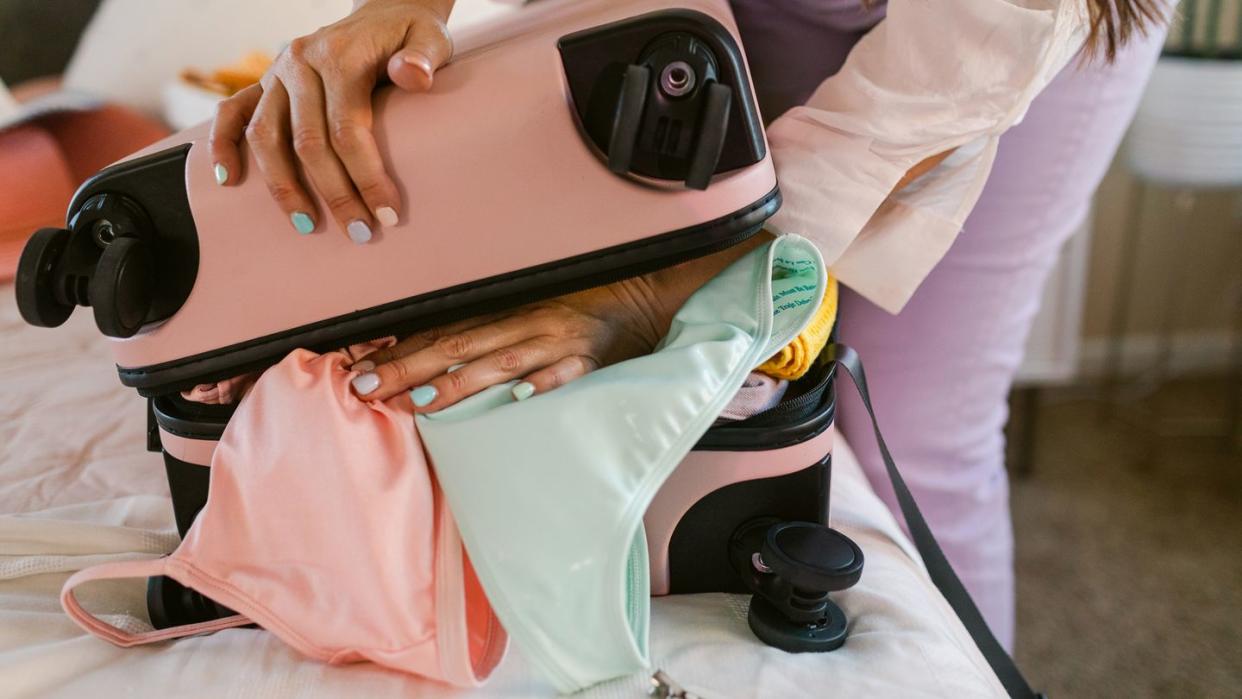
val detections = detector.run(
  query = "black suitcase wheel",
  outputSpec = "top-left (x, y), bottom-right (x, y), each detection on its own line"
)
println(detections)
top-left (15, 227), bottom-right (75, 328)
top-left (748, 593), bottom-right (848, 653)
top-left (730, 518), bottom-right (864, 654)
top-left (90, 236), bottom-right (154, 338)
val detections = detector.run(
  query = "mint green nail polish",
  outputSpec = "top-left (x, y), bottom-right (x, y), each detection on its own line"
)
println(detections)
top-left (410, 385), bottom-right (437, 407)
top-left (213, 162), bottom-right (229, 186)
top-left (512, 381), bottom-right (535, 401)
top-left (291, 211), bottom-right (315, 235)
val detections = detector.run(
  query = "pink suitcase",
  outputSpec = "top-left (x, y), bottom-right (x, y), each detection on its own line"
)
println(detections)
top-left (17, 0), bottom-right (848, 638)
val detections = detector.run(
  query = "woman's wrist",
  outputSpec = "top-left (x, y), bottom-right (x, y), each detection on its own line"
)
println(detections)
top-left (560, 233), bottom-right (773, 358)
top-left (645, 230), bottom-right (774, 323)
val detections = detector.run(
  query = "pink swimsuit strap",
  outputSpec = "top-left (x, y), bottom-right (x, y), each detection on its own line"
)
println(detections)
top-left (60, 557), bottom-right (250, 646)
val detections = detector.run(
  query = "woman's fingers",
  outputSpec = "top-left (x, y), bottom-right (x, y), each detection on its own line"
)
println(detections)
top-left (320, 68), bottom-right (402, 228)
top-left (212, 3), bottom-right (459, 237)
top-left (404, 337), bottom-right (565, 412)
top-left (357, 312), bottom-right (505, 368)
top-left (208, 84), bottom-right (262, 187)
top-left (513, 355), bottom-right (600, 401)
top-left (353, 313), bottom-right (559, 401)
top-left (387, 17), bottom-right (453, 92)
top-left (244, 79), bottom-right (321, 235)
top-left (280, 49), bottom-right (375, 244)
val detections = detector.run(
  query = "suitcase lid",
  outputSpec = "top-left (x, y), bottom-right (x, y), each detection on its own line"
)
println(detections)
top-left (16, 0), bottom-right (776, 396)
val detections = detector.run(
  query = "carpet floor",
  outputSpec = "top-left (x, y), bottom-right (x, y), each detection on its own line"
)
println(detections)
top-left (1010, 378), bottom-right (1241, 698)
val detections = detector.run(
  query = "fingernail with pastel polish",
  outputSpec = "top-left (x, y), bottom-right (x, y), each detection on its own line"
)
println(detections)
top-left (291, 211), bottom-right (315, 235)
top-left (353, 360), bottom-right (375, 373)
top-left (446, 363), bottom-right (466, 374)
top-left (410, 385), bottom-right (438, 407)
top-left (376, 206), bottom-right (399, 227)
top-left (351, 372), bottom-right (380, 395)
top-left (403, 52), bottom-right (434, 77)
top-left (347, 219), bottom-right (373, 244)
top-left (213, 163), bottom-right (229, 186)
top-left (512, 381), bottom-right (535, 401)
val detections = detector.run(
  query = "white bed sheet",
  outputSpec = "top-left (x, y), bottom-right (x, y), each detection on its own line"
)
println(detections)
top-left (0, 284), bottom-right (1004, 698)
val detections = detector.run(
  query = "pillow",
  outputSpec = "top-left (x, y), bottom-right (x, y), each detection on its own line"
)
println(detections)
top-left (62, 0), bottom-right (351, 116)
top-left (62, 0), bottom-right (521, 120)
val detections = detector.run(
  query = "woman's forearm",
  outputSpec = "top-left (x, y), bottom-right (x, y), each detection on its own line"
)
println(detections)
top-left (645, 230), bottom-right (775, 323)
top-left (646, 144), bottom-right (942, 318)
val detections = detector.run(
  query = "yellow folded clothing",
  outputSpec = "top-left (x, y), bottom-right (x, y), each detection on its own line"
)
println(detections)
top-left (756, 274), bottom-right (838, 381)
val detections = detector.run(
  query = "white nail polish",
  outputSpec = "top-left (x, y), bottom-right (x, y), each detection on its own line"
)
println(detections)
top-left (512, 381), bottom-right (535, 401)
top-left (213, 163), bottom-right (229, 186)
top-left (347, 219), bottom-right (373, 244)
top-left (353, 360), bottom-right (375, 373)
top-left (376, 206), bottom-right (399, 227)
top-left (446, 363), bottom-right (466, 373)
top-left (351, 372), bottom-right (380, 395)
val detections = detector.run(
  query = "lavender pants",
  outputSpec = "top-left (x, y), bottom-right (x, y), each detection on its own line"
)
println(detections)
top-left (731, 0), bottom-right (1167, 649)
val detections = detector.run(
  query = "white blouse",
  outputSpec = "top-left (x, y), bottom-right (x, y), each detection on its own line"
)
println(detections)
top-left (764, 0), bottom-right (1091, 313)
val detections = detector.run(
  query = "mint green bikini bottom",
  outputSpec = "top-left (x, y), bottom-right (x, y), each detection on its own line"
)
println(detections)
top-left (417, 235), bottom-right (826, 692)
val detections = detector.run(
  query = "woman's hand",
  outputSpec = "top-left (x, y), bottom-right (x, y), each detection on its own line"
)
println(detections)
top-left (209, 0), bottom-right (455, 242)
top-left (349, 278), bottom-right (669, 410)
top-left (350, 234), bottom-right (771, 410)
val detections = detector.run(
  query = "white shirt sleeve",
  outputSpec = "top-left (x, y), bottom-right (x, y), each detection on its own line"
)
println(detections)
top-left (764, 0), bottom-right (1091, 313)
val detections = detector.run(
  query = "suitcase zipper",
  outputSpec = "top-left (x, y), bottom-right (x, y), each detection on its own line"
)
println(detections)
top-left (731, 355), bottom-right (835, 428)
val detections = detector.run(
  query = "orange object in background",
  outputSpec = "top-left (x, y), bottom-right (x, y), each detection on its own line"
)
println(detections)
top-left (180, 52), bottom-right (273, 96)
top-left (0, 101), bottom-right (169, 283)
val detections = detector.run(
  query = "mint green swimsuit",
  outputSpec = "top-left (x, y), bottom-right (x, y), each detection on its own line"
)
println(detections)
top-left (417, 235), bottom-right (826, 692)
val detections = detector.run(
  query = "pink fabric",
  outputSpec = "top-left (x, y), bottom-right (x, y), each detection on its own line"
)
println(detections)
top-left (181, 337), bottom-right (395, 405)
top-left (735, 1), bottom-right (1167, 649)
top-left (750, 0), bottom-right (1095, 313)
top-left (181, 373), bottom-right (258, 405)
top-left (36, 104), bottom-right (169, 185)
top-left (0, 125), bottom-right (75, 284)
top-left (63, 349), bottom-right (506, 686)
top-left (716, 371), bottom-right (789, 421)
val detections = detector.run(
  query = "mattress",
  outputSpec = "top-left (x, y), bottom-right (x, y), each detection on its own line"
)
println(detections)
top-left (0, 283), bottom-right (1005, 698)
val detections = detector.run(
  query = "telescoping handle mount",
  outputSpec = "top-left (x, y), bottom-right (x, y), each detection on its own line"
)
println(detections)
top-left (604, 34), bottom-right (733, 190)
top-left (558, 9), bottom-right (766, 191)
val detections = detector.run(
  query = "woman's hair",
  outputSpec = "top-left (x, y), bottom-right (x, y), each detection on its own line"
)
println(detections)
top-left (1086, 0), bottom-right (1165, 61)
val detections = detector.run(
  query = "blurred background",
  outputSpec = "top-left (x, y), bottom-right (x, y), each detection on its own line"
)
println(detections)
top-left (1, 0), bottom-right (1238, 696)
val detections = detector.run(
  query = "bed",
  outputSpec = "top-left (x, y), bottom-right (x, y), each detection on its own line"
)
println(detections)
top-left (0, 282), bottom-right (1007, 698)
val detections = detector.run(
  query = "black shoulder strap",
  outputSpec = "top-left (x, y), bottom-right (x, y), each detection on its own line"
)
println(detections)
top-left (826, 343), bottom-right (1043, 699)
